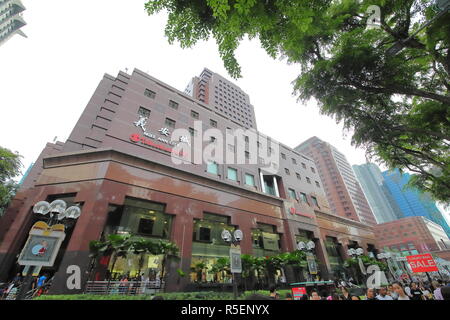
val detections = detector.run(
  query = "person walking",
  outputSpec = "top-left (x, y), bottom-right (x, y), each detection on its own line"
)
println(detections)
top-left (268, 285), bottom-right (279, 299)
top-left (310, 291), bottom-right (322, 300)
top-left (365, 288), bottom-right (377, 300)
top-left (393, 282), bottom-right (410, 300)
top-left (376, 287), bottom-right (393, 300)
top-left (340, 286), bottom-right (352, 300)
top-left (387, 284), bottom-right (398, 300)
top-left (432, 280), bottom-right (444, 300)
top-left (409, 282), bottom-right (423, 301)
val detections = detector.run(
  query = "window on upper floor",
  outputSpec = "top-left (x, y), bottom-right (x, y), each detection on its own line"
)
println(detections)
top-left (138, 106), bottom-right (151, 118)
top-left (191, 110), bottom-right (199, 119)
top-left (227, 167), bottom-right (238, 181)
top-left (207, 161), bottom-right (219, 175)
top-left (169, 100), bottom-right (179, 110)
top-left (288, 188), bottom-right (297, 200)
top-left (245, 173), bottom-right (255, 186)
top-left (144, 89), bottom-right (156, 99)
top-left (300, 192), bottom-right (308, 204)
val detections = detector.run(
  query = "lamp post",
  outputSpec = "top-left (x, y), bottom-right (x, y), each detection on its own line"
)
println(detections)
top-left (347, 247), bottom-right (365, 285)
top-left (221, 229), bottom-right (243, 299)
top-left (377, 252), bottom-right (396, 283)
top-left (16, 199), bottom-right (81, 300)
top-left (297, 240), bottom-right (317, 281)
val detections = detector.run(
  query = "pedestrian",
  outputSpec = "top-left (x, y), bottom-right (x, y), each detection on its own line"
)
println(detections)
top-left (387, 284), bottom-right (398, 300)
top-left (409, 282), bottom-right (423, 301)
top-left (376, 287), bottom-right (393, 300)
top-left (351, 295), bottom-right (361, 300)
top-left (420, 284), bottom-right (432, 300)
top-left (340, 286), bottom-right (352, 300)
top-left (432, 280), bottom-right (443, 300)
top-left (285, 292), bottom-right (293, 300)
top-left (310, 290), bottom-right (322, 300)
top-left (441, 286), bottom-right (450, 300)
top-left (404, 281), bottom-right (412, 298)
top-left (393, 282), bottom-right (410, 300)
top-left (365, 288), bottom-right (377, 300)
top-left (269, 285), bottom-right (278, 299)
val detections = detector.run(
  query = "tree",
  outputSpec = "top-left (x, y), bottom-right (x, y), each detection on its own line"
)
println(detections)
top-left (210, 257), bottom-right (231, 282)
top-left (0, 146), bottom-right (22, 216)
top-left (145, 0), bottom-right (450, 202)
top-left (154, 239), bottom-right (179, 289)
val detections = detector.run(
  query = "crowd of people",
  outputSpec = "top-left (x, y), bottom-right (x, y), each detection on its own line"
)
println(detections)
top-left (257, 279), bottom-right (450, 300)
top-left (0, 272), bottom-right (52, 299)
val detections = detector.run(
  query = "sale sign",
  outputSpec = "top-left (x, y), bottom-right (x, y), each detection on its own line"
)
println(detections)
top-left (406, 253), bottom-right (438, 273)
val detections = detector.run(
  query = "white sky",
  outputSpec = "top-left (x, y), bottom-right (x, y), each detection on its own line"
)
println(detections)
top-left (0, 1), bottom-right (448, 223)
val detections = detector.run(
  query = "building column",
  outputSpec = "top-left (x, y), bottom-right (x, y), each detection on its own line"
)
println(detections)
top-left (273, 176), bottom-right (280, 197)
top-left (314, 237), bottom-right (332, 280)
top-left (0, 189), bottom-right (44, 282)
top-left (48, 194), bottom-right (111, 295)
top-left (164, 213), bottom-right (194, 292)
top-left (259, 170), bottom-right (266, 194)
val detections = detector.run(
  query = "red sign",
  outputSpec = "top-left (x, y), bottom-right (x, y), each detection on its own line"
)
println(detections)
top-left (406, 253), bottom-right (438, 273)
top-left (292, 287), bottom-right (307, 299)
top-left (130, 134), bottom-right (184, 156)
top-left (289, 207), bottom-right (314, 219)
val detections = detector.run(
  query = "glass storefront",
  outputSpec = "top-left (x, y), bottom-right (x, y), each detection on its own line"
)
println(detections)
top-left (252, 223), bottom-right (281, 257)
top-left (190, 213), bottom-right (235, 283)
top-left (102, 198), bottom-right (173, 280)
top-left (324, 236), bottom-right (345, 279)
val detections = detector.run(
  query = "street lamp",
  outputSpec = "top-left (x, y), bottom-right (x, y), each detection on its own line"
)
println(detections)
top-left (221, 229), bottom-right (243, 299)
top-left (16, 199), bottom-right (82, 300)
top-left (297, 240), bottom-right (317, 281)
top-left (377, 252), bottom-right (395, 282)
top-left (347, 247), bottom-right (366, 285)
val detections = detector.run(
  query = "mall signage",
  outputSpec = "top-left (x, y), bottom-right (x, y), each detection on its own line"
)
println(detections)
top-left (131, 114), bottom-right (190, 153)
top-left (289, 207), bottom-right (314, 219)
top-left (406, 253), bottom-right (438, 273)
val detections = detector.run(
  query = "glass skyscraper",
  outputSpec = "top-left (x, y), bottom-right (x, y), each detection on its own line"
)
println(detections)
top-left (382, 169), bottom-right (450, 238)
top-left (352, 163), bottom-right (403, 224)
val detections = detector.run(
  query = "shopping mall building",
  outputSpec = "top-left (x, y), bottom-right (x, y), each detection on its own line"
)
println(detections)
top-left (0, 68), bottom-right (378, 294)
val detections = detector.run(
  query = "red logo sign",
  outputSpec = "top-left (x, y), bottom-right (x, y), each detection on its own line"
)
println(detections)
top-left (289, 207), bottom-right (314, 219)
top-left (406, 253), bottom-right (438, 273)
top-left (130, 134), bottom-right (184, 156)
top-left (292, 287), bottom-right (307, 299)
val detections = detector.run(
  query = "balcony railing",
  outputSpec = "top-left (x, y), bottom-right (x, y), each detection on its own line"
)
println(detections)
top-left (85, 280), bottom-right (164, 295)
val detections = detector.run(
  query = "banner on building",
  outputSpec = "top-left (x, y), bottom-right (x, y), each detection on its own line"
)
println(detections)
top-left (306, 253), bottom-right (318, 275)
top-left (18, 221), bottom-right (66, 267)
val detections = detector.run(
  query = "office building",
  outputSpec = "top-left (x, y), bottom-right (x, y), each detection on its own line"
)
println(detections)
top-left (382, 169), bottom-right (450, 237)
top-left (352, 163), bottom-right (403, 223)
top-left (295, 137), bottom-right (377, 226)
top-left (185, 68), bottom-right (257, 129)
top-left (0, 68), bottom-right (378, 294)
top-left (0, 0), bottom-right (26, 46)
